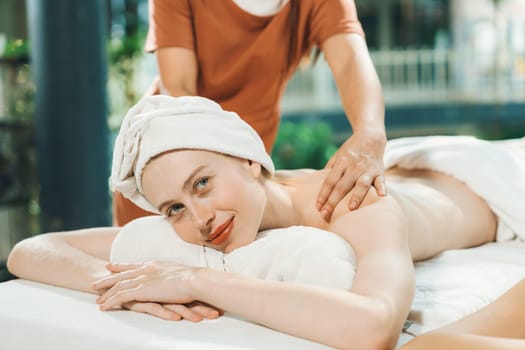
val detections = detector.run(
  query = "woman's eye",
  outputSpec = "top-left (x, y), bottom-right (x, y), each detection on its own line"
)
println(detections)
top-left (195, 177), bottom-right (209, 191)
top-left (167, 204), bottom-right (184, 216)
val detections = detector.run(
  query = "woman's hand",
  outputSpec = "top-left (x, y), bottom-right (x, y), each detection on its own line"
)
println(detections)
top-left (92, 262), bottom-right (201, 313)
top-left (123, 300), bottom-right (222, 322)
top-left (317, 133), bottom-right (386, 220)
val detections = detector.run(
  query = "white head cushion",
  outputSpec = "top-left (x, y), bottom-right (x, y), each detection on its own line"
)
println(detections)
top-left (110, 216), bottom-right (356, 290)
top-left (110, 95), bottom-right (275, 213)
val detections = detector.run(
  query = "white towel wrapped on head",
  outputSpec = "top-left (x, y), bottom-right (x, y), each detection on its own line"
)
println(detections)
top-left (110, 95), bottom-right (275, 213)
top-left (110, 216), bottom-right (357, 290)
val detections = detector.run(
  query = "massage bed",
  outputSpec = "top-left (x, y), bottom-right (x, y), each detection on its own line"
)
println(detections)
top-left (1, 240), bottom-right (524, 349)
top-left (1, 136), bottom-right (524, 349)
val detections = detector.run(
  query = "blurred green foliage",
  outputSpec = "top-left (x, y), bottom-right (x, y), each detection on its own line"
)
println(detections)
top-left (272, 121), bottom-right (338, 170)
top-left (108, 31), bottom-right (145, 65)
top-left (0, 38), bottom-right (34, 122)
top-left (107, 30), bottom-right (147, 125)
top-left (2, 38), bottom-right (29, 59)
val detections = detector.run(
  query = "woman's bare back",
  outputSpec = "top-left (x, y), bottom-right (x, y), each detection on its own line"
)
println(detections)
top-left (275, 167), bottom-right (497, 261)
top-left (385, 168), bottom-right (497, 260)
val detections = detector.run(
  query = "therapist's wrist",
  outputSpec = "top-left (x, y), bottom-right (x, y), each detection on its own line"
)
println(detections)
top-left (352, 127), bottom-right (386, 148)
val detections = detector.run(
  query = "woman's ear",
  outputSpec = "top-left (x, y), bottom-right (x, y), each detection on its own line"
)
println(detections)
top-left (247, 160), bottom-right (262, 178)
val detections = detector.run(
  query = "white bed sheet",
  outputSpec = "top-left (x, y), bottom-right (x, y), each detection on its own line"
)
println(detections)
top-left (406, 240), bottom-right (525, 335)
top-left (1, 241), bottom-right (524, 350)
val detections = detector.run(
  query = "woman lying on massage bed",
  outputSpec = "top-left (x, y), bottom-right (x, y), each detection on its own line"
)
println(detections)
top-left (7, 95), bottom-right (524, 350)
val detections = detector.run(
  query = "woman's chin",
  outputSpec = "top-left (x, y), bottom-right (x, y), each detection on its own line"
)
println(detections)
top-left (223, 239), bottom-right (251, 254)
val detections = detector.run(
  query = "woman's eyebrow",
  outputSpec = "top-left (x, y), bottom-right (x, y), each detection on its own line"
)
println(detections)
top-left (182, 165), bottom-right (207, 191)
top-left (157, 165), bottom-right (207, 212)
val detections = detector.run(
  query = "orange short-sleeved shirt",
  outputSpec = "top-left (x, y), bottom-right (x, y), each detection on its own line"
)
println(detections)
top-left (114, 0), bottom-right (364, 226)
top-left (146, 0), bottom-right (363, 151)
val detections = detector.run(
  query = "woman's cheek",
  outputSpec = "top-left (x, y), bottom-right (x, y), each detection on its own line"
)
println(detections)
top-left (171, 222), bottom-right (197, 244)
top-left (216, 180), bottom-right (244, 205)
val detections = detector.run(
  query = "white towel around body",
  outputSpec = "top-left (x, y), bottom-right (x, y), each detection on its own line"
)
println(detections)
top-left (384, 136), bottom-right (525, 241)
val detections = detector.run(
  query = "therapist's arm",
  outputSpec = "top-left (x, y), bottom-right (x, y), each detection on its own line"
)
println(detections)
top-left (317, 33), bottom-right (387, 219)
top-left (156, 47), bottom-right (198, 96)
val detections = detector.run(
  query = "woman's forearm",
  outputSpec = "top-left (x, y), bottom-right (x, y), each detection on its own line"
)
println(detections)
top-left (401, 332), bottom-right (525, 350)
top-left (190, 268), bottom-right (394, 350)
top-left (402, 279), bottom-right (525, 350)
top-left (7, 228), bottom-right (117, 293)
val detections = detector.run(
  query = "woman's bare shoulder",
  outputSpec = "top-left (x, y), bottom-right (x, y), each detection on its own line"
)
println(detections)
top-left (274, 168), bottom-right (317, 180)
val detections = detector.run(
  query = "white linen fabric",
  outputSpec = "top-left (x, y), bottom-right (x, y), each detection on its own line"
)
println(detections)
top-left (111, 216), bottom-right (356, 291)
top-left (406, 241), bottom-right (525, 336)
top-left (384, 135), bottom-right (525, 241)
top-left (2, 241), bottom-right (525, 349)
top-left (0, 280), bottom-right (333, 350)
top-left (110, 95), bottom-right (275, 213)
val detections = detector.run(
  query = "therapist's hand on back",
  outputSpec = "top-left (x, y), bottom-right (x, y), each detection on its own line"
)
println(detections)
top-left (317, 133), bottom-right (387, 220)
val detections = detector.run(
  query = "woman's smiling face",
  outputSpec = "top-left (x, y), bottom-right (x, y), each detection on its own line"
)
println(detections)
top-left (141, 149), bottom-right (267, 253)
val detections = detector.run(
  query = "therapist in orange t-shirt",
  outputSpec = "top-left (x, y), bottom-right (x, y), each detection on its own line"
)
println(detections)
top-left (113, 0), bottom-right (387, 226)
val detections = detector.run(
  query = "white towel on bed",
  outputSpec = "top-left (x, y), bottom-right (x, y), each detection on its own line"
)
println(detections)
top-left (110, 216), bottom-right (356, 290)
top-left (384, 136), bottom-right (525, 241)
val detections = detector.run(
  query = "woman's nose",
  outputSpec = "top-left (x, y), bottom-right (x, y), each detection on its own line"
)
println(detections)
top-left (191, 202), bottom-right (215, 233)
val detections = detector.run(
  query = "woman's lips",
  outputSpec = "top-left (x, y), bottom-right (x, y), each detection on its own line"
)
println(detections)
top-left (208, 217), bottom-right (234, 245)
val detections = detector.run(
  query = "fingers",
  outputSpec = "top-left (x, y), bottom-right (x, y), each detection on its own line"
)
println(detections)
top-left (183, 301), bottom-right (222, 319)
top-left (92, 266), bottom-right (144, 291)
top-left (317, 163), bottom-right (386, 218)
top-left (125, 301), bottom-right (183, 321)
top-left (324, 152), bottom-right (337, 169)
top-left (373, 175), bottom-right (387, 196)
top-left (98, 286), bottom-right (142, 310)
top-left (97, 280), bottom-right (212, 322)
top-left (93, 261), bottom-right (197, 311)
top-left (317, 162), bottom-right (347, 218)
top-left (106, 262), bottom-right (142, 273)
top-left (318, 170), bottom-right (357, 220)
top-left (96, 276), bottom-right (144, 308)
top-left (347, 175), bottom-right (373, 210)
top-left (162, 304), bottom-right (206, 322)
top-left (124, 302), bottom-right (219, 322)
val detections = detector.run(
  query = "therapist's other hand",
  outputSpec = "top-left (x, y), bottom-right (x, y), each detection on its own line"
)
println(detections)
top-left (317, 134), bottom-right (386, 220)
top-left (92, 262), bottom-right (203, 317)
top-left (123, 300), bottom-right (222, 322)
